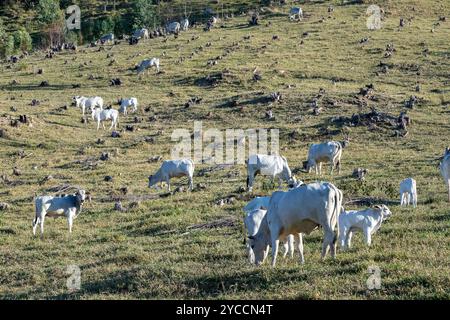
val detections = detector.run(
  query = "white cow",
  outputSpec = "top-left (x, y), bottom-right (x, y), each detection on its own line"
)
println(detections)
top-left (244, 208), bottom-right (296, 263)
top-left (305, 140), bottom-right (348, 175)
top-left (137, 58), bottom-right (160, 74)
top-left (119, 97), bottom-right (138, 115)
top-left (399, 178), bottom-right (417, 208)
top-left (91, 108), bottom-right (119, 131)
top-left (246, 154), bottom-right (297, 192)
top-left (289, 7), bottom-right (303, 21)
top-left (132, 28), bottom-right (149, 40)
top-left (440, 147), bottom-right (450, 202)
top-left (338, 205), bottom-right (392, 250)
top-left (33, 190), bottom-right (86, 237)
top-left (180, 18), bottom-right (189, 31)
top-left (243, 196), bottom-right (294, 261)
top-left (249, 182), bottom-right (343, 267)
top-left (73, 96), bottom-right (103, 116)
top-left (148, 159), bottom-right (195, 191)
top-left (243, 196), bottom-right (270, 212)
top-left (166, 21), bottom-right (181, 34)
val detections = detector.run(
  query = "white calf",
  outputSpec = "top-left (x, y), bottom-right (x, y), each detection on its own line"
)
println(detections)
top-left (148, 159), bottom-right (195, 191)
top-left (73, 96), bottom-right (103, 116)
top-left (33, 190), bottom-right (86, 237)
top-left (137, 58), bottom-right (160, 74)
top-left (91, 108), bottom-right (119, 131)
top-left (399, 178), bottom-right (417, 208)
top-left (338, 205), bottom-right (392, 250)
top-left (119, 97), bottom-right (138, 115)
top-left (440, 147), bottom-right (450, 202)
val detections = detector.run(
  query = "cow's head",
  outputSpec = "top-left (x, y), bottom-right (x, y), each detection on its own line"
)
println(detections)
top-left (76, 189), bottom-right (86, 205)
top-left (72, 96), bottom-right (81, 106)
top-left (148, 175), bottom-right (160, 189)
top-left (287, 175), bottom-right (297, 188)
top-left (91, 107), bottom-right (99, 120)
top-left (248, 233), bottom-right (270, 266)
top-left (374, 204), bottom-right (392, 220)
top-left (445, 147), bottom-right (450, 156)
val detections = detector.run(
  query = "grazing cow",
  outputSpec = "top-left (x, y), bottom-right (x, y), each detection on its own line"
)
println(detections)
top-left (399, 178), bottom-right (417, 208)
top-left (148, 159), bottom-right (195, 191)
top-left (338, 205), bottom-right (392, 250)
top-left (289, 7), bottom-right (303, 21)
top-left (137, 58), bottom-right (160, 74)
top-left (246, 154), bottom-right (297, 192)
top-left (91, 108), bottom-right (119, 131)
top-left (33, 190), bottom-right (86, 237)
top-left (440, 147), bottom-right (450, 202)
top-left (166, 21), bottom-right (181, 34)
top-left (119, 97), bottom-right (138, 115)
top-left (304, 140), bottom-right (349, 175)
top-left (132, 28), bottom-right (149, 40)
top-left (249, 182), bottom-right (343, 267)
top-left (73, 96), bottom-right (103, 116)
top-left (244, 208), bottom-right (296, 263)
top-left (98, 33), bottom-right (114, 44)
top-left (181, 18), bottom-right (189, 31)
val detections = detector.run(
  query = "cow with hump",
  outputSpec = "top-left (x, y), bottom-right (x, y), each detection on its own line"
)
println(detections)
top-left (248, 182), bottom-right (343, 267)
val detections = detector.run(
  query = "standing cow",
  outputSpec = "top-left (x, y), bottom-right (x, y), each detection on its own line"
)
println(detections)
top-left (246, 154), bottom-right (297, 192)
top-left (304, 139), bottom-right (349, 175)
top-left (249, 182), bottom-right (343, 267)
top-left (180, 18), bottom-right (189, 31)
top-left (148, 159), bottom-right (195, 191)
top-left (166, 22), bottom-right (181, 34)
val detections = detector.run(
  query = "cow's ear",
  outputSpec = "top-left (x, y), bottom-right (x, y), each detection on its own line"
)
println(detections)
top-left (373, 205), bottom-right (382, 210)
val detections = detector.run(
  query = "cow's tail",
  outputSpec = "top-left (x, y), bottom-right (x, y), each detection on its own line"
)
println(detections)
top-left (333, 188), bottom-right (343, 244)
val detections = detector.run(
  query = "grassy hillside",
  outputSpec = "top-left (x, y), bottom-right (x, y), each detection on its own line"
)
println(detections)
top-left (0, 0), bottom-right (449, 299)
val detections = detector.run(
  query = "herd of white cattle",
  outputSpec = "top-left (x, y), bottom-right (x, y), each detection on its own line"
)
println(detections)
top-left (28, 8), bottom-right (450, 268)
top-left (32, 129), bottom-right (450, 267)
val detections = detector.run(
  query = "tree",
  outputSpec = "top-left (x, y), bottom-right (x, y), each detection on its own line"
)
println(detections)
top-left (36, 0), bottom-right (62, 26)
top-left (133, 0), bottom-right (158, 29)
top-left (12, 28), bottom-right (33, 52)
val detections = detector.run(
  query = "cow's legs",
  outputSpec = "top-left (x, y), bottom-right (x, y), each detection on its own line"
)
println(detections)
top-left (339, 227), bottom-right (347, 250)
top-left (346, 231), bottom-right (353, 249)
top-left (282, 241), bottom-right (289, 258)
top-left (278, 176), bottom-right (283, 190)
top-left (400, 192), bottom-right (404, 206)
top-left (188, 175), bottom-right (193, 191)
top-left (271, 238), bottom-right (280, 267)
top-left (32, 216), bottom-right (40, 236)
top-left (297, 233), bottom-right (304, 264)
top-left (67, 210), bottom-right (74, 234)
top-left (413, 192), bottom-right (417, 208)
top-left (39, 215), bottom-right (45, 238)
top-left (447, 180), bottom-right (450, 202)
top-left (166, 177), bottom-right (171, 191)
top-left (364, 228), bottom-right (372, 246)
top-left (288, 234), bottom-right (295, 259)
top-left (321, 226), bottom-right (335, 260)
top-left (263, 244), bottom-right (270, 263)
